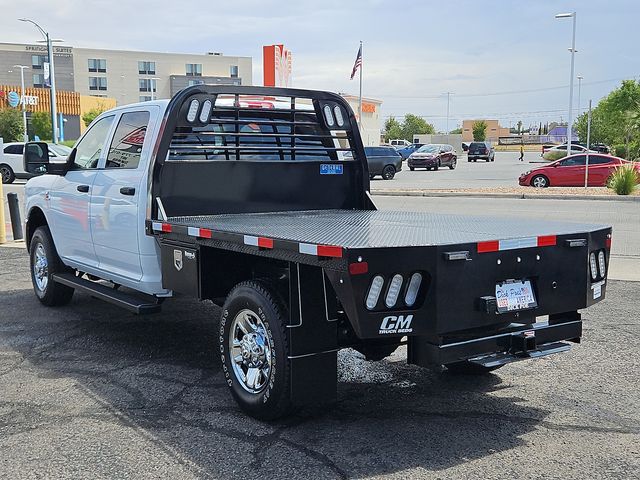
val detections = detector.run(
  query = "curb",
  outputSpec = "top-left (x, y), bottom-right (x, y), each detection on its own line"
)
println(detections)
top-left (371, 190), bottom-right (640, 202)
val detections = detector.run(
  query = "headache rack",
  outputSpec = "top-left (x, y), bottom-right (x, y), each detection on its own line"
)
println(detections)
top-left (148, 85), bottom-right (371, 219)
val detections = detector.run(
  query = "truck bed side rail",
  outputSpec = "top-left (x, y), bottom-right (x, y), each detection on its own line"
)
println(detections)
top-left (148, 85), bottom-right (371, 220)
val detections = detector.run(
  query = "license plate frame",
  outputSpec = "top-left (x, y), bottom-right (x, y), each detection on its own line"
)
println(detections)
top-left (495, 279), bottom-right (537, 313)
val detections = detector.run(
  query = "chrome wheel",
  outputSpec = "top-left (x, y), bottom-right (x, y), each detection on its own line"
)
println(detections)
top-left (531, 175), bottom-right (549, 188)
top-left (33, 243), bottom-right (49, 292)
top-left (1, 166), bottom-right (12, 184)
top-left (229, 309), bottom-right (272, 394)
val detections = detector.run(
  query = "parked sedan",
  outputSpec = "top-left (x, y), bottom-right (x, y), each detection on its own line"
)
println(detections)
top-left (407, 144), bottom-right (457, 170)
top-left (364, 146), bottom-right (402, 180)
top-left (542, 143), bottom-right (594, 160)
top-left (1, 142), bottom-right (72, 183)
top-left (467, 141), bottom-right (495, 162)
top-left (519, 153), bottom-right (637, 187)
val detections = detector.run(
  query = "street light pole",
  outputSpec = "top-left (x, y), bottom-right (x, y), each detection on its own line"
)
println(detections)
top-left (444, 92), bottom-right (452, 136)
top-left (584, 100), bottom-right (592, 188)
top-left (555, 12), bottom-right (577, 155)
top-left (19, 18), bottom-right (59, 143)
top-left (13, 65), bottom-right (29, 142)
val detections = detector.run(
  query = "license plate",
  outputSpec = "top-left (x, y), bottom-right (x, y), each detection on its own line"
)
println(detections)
top-left (495, 279), bottom-right (537, 313)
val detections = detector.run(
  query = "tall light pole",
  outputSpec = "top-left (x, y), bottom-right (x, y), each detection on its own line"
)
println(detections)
top-left (13, 65), bottom-right (29, 142)
top-left (555, 12), bottom-right (577, 155)
top-left (19, 18), bottom-right (60, 143)
top-left (577, 75), bottom-right (584, 115)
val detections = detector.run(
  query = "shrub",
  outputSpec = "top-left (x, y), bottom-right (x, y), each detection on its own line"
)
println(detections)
top-left (607, 163), bottom-right (639, 195)
top-left (613, 144), bottom-right (627, 158)
top-left (0, 108), bottom-right (23, 142)
top-left (543, 150), bottom-right (566, 161)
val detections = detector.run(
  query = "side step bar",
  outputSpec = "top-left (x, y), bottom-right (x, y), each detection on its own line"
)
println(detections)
top-left (52, 273), bottom-right (161, 314)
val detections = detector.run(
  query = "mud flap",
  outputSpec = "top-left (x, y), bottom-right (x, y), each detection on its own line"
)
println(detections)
top-left (287, 263), bottom-right (338, 406)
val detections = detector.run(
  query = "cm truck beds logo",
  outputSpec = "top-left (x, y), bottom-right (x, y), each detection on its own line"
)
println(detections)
top-left (379, 315), bottom-right (413, 335)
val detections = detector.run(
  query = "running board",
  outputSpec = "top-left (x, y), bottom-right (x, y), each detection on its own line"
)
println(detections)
top-left (468, 342), bottom-right (571, 369)
top-left (52, 273), bottom-right (161, 314)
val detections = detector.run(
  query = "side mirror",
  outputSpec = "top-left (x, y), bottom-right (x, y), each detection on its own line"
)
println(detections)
top-left (23, 142), bottom-right (71, 176)
top-left (23, 142), bottom-right (50, 175)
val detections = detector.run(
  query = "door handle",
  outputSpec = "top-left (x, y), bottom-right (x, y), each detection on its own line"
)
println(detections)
top-left (77, 185), bottom-right (90, 193)
top-left (120, 186), bottom-right (136, 196)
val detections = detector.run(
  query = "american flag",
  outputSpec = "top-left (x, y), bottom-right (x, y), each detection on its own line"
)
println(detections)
top-left (350, 45), bottom-right (362, 80)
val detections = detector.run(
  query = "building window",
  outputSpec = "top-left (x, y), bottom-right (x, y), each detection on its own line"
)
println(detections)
top-left (139, 95), bottom-right (152, 102)
top-left (33, 73), bottom-right (45, 87)
top-left (139, 78), bottom-right (156, 92)
top-left (186, 63), bottom-right (202, 76)
top-left (88, 59), bottom-right (107, 73)
top-left (230, 65), bottom-right (239, 78)
top-left (32, 55), bottom-right (46, 69)
top-left (138, 61), bottom-right (156, 75)
top-left (187, 79), bottom-right (204, 87)
top-left (89, 76), bottom-right (108, 91)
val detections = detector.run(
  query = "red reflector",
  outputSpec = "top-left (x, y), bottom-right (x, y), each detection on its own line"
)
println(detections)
top-left (199, 228), bottom-right (212, 238)
top-left (477, 240), bottom-right (499, 253)
top-left (537, 235), bottom-right (557, 247)
top-left (161, 223), bottom-right (172, 233)
top-left (317, 245), bottom-right (343, 258)
top-left (606, 238), bottom-right (612, 249)
top-left (348, 262), bottom-right (369, 275)
top-left (258, 237), bottom-right (274, 249)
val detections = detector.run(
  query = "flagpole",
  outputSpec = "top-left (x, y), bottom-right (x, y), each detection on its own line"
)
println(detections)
top-left (358, 40), bottom-right (363, 130)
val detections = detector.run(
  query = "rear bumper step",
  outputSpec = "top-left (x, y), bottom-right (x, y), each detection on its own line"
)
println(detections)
top-left (408, 319), bottom-right (582, 367)
top-left (52, 273), bottom-right (161, 314)
top-left (468, 342), bottom-right (571, 368)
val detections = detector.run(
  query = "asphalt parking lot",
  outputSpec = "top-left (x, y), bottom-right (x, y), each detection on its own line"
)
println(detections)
top-left (1, 208), bottom-right (639, 479)
top-left (371, 151), bottom-right (546, 190)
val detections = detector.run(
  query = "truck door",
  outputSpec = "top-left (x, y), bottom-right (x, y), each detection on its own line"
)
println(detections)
top-left (48, 115), bottom-right (115, 268)
top-left (90, 108), bottom-right (155, 281)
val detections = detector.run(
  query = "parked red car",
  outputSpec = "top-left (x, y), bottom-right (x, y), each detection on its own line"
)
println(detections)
top-left (519, 154), bottom-right (638, 187)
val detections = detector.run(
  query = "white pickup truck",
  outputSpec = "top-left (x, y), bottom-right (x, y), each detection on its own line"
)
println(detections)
top-left (23, 85), bottom-right (611, 420)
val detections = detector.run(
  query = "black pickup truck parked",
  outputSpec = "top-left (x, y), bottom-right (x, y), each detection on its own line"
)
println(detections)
top-left (23, 85), bottom-right (611, 420)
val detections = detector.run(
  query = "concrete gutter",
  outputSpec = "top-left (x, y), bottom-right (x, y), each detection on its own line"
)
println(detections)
top-left (371, 190), bottom-right (640, 202)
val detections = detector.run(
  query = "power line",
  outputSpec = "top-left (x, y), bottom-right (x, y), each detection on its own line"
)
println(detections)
top-left (371, 76), bottom-right (632, 100)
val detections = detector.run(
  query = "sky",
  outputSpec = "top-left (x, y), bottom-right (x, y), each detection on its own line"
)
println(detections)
top-left (0, 0), bottom-right (638, 132)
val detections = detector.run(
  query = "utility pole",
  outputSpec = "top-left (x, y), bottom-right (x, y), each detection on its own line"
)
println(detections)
top-left (13, 65), bottom-right (29, 142)
top-left (445, 92), bottom-right (452, 136)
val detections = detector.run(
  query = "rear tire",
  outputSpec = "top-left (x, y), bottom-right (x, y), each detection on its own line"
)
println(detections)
top-left (409, 167), bottom-right (415, 171)
top-left (382, 165), bottom-right (396, 180)
top-left (29, 226), bottom-right (74, 306)
top-left (446, 361), bottom-right (503, 374)
top-left (220, 280), bottom-right (293, 420)
top-left (0, 164), bottom-right (15, 184)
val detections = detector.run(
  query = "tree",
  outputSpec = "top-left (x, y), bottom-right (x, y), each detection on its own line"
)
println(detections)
top-left (401, 114), bottom-right (435, 141)
top-left (31, 111), bottom-right (52, 140)
top-left (450, 127), bottom-right (462, 134)
top-left (383, 116), bottom-right (403, 142)
top-left (516, 120), bottom-right (523, 134)
top-left (472, 120), bottom-right (487, 141)
top-left (573, 80), bottom-right (640, 159)
top-left (82, 104), bottom-right (107, 128)
top-left (0, 109), bottom-right (23, 142)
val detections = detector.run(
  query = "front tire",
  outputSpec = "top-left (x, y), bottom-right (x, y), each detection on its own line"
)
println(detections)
top-left (382, 165), bottom-right (396, 180)
top-left (220, 281), bottom-right (292, 420)
top-left (531, 174), bottom-right (549, 188)
top-left (449, 158), bottom-right (457, 170)
top-left (409, 166), bottom-right (415, 171)
top-left (0, 164), bottom-right (15, 184)
top-left (29, 226), bottom-right (74, 306)
top-left (446, 361), bottom-right (503, 374)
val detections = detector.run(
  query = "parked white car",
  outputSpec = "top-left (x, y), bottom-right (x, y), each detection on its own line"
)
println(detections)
top-left (1, 142), bottom-right (72, 183)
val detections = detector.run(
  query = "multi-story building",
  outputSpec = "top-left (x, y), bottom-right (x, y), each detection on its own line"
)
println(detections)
top-left (0, 42), bottom-right (252, 106)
